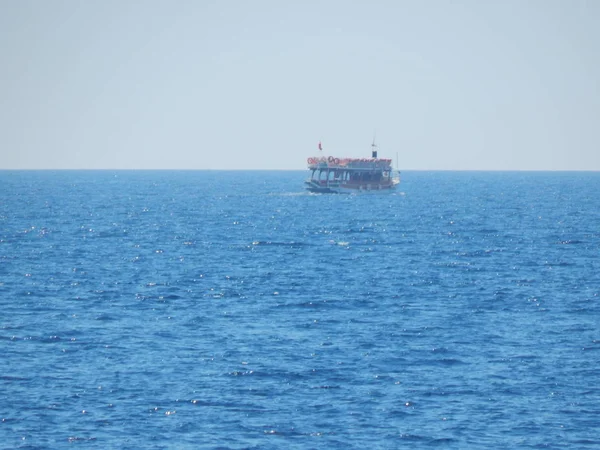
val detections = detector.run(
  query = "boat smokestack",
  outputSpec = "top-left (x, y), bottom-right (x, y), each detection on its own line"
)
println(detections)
top-left (372, 150), bottom-right (378, 158)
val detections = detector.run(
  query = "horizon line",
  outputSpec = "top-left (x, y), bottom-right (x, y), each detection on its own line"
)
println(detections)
top-left (1, 168), bottom-right (600, 173)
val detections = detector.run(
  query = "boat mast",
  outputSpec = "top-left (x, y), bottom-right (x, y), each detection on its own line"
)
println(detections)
top-left (371, 131), bottom-right (378, 158)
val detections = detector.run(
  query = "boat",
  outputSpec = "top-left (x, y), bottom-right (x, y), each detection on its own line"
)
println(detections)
top-left (305, 142), bottom-right (400, 194)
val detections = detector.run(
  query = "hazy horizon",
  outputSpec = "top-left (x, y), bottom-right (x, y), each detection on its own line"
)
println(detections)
top-left (2, 0), bottom-right (599, 171)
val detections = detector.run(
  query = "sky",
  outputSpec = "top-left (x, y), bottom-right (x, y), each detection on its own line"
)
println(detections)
top-left (1, 0), bottom-right (599, 170)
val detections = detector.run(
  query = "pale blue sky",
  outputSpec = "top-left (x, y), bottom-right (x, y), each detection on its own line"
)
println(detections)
top-left (1, 0), bottom-right (598, 170)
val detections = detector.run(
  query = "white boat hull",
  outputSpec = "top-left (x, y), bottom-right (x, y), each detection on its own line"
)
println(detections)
top-left (305, 179), bottom-right (399, 194)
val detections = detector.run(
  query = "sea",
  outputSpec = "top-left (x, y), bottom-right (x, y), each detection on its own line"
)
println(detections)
top-left (1, 170), bottom-right (599, 449)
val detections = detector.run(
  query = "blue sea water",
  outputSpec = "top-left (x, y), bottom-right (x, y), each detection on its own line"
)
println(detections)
top-left (1, 170), bottom-right (599, 449)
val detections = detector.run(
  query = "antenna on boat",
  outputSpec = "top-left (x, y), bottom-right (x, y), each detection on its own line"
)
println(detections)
top-left (371, 131), bottom-right (378, 158)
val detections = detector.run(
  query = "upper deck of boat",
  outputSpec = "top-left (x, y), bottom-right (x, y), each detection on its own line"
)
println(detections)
top-left (307, 156), bottom-right (393, 171)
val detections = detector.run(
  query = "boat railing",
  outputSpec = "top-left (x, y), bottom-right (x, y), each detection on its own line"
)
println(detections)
top-left (307, 156), bottom-right (392, 170)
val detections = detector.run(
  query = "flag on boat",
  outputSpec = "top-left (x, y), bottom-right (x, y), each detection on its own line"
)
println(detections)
top-left (318, 141), bottom-right (322, 151)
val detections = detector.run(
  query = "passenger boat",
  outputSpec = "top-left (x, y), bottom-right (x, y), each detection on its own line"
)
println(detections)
top-left (305, 142), bottom-right (400, 194)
